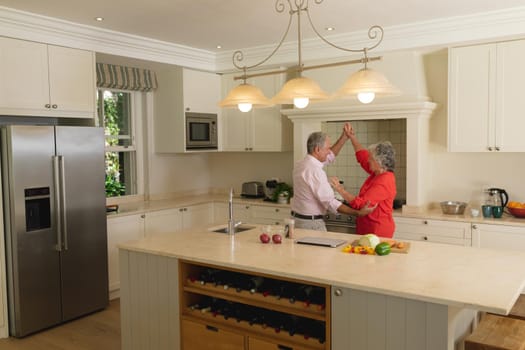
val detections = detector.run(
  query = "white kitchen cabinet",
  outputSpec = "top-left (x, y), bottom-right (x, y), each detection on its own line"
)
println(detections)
top-left (107, 214), bottom-right (145, 299)
top-left (144, 208), bottom-right (182, 236)
top-left (471, 223), bottom-right (525, 249)
top-left (145, 203), bottom-right (213, 237)
top-left (220, 72), bottom-right (292, 152)
top-left (213, 202), bottom-right (288, 225)
top-left (251, 204), bottom-right (289, 225)
top-left (154, 67), bottom-right (220, 153)
top-left (179, 203), bottom-right (213, 229)
top-left (107, 204), bottom-right (213, 299)
top-left (0, 37), bottom-right (95, 118)
top-left (183, 68), bottom-right (221, 114)
top-left (448, 39), bottom-right (525, 152)
top-left (213, 202), bottom-right (258, 225)
top-left (394, 217), bottom-right (472, 246)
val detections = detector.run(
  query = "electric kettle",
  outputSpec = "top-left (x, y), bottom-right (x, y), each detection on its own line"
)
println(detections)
top-left (487, 188), bottom-right (509, 207)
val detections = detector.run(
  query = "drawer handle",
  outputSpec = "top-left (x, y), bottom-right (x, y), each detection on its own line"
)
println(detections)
top-left (275, 208), bottom-right (279, 212)
top-left (277, 345), bottom-right (293, 350)
top-left (472, 224), bottom-right (477, 229)
top-left (45, 103), bottom-right (51, 108)
top-left (423, 220), bottom-right (428, 225)
top-left (205, 325), bottom-right (219, 332)
top-left (423, 236), bottom-right (428, 241)
top-left (334, 288), bottom-right (342, 297)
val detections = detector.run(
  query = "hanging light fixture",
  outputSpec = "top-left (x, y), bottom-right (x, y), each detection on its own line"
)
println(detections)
top-left (218, 68), bottom-right (273, 112)
top-left (333, 49), bottom-right (401, 104)
top-left (218, 0), bottom-right (401, 112)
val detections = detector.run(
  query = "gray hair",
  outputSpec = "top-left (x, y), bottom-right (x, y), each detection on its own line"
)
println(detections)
top-left (306, 132), bottom-right (327, 154)
top-left (369, 141), bottom-right (396, 172)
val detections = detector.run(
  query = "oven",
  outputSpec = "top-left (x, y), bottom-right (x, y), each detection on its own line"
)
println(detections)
top-left (185, 112), bottom-right (218, 150)
top-left (323, 213), bottom-right (357, 234)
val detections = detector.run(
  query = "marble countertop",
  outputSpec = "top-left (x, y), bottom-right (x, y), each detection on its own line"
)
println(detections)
top-left (106, 194), bottom-right (290, 217)
top-left (107, 194), bottom-right (525, 227)
top-left (119, 225), bottom-right (525, 315)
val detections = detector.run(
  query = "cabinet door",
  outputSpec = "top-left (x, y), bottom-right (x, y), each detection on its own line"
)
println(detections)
top-left (471, 223), bottom-right (525, 249)
top-left (0, 37), bottom-right (50, 114)
top-left (220, 72), bottom-right (291, 152)
top-left (213, 202), bottom-right (229, 224)
top-left (251, 205), bottom-right (289, 225)
top-left (495, 40), bottom-right (525, 152)
top-left (182, 203), bottom-right (213, 229)
top-left (221, 102), bottom-right (250, 151)
top-left (181, 319), bottom-right (244, 350)
top-left (394, 217), bottom-right (471, 246)
top-left (234, 203), bottom-right (252, 223)
top-left (251, 74), bottom-right (286, 151)
top-left (183, 68), bottom-right (220, 114)
top-left (144, 208), bottom-right (182, 236)
top-left (107, 214), bottom-right (145, 297)
top-left (217, 203), bottom-right (252, 223)
top-left (47, 45), bottom-right (95, 117)
top-left (448, 44), bottom-right (495, 152)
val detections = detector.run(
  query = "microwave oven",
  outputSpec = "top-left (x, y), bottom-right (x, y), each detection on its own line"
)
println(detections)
top-left (185, 112), bottom-right (218, 150)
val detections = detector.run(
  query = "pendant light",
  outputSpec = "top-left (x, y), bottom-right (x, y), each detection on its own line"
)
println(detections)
top-left (218, 67), bottom-right (273, 112)
top-left (219, 0), bottom-right (401, 112)
top-left (334, 49), bottom-right (401, 104)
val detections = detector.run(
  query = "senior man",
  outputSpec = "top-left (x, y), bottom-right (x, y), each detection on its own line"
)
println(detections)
top-left (291, 123), bottom-right (376, 231)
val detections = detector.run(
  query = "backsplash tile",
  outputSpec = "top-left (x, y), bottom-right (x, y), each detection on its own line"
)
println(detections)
top-left (322, 120), bottom-right (407, 201)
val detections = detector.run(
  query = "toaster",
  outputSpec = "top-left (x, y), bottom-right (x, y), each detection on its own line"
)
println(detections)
top-left (241, 181), bottom-right (265, 198)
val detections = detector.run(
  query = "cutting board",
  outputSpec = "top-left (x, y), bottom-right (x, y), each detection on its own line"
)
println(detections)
top-left (350, 238), bottom-right (411, 254)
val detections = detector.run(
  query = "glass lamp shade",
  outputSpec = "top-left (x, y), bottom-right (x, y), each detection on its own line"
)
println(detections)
top-left (218, 83), bottom-right (273, 111)
top-left (271, 76), bottom-right (329, 108)
top-left (334, 68), bottom-right (401, 103)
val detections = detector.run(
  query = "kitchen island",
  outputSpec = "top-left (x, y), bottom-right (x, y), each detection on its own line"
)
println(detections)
top-left (118, 225), bottom-right (525, 350)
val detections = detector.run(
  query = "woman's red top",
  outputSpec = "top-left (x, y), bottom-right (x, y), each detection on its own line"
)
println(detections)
top-left (349, 149), bottom-right (396, 238)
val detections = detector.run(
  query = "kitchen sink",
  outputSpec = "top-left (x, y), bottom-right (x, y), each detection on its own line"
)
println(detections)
top-left (211, 225), bottom-right (256, 234)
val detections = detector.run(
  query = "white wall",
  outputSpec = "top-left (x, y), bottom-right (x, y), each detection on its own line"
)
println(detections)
top-left (208, 152), bottom-right (294, 195)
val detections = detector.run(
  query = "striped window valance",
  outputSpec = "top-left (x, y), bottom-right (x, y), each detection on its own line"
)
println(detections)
top-left (96, 63), bottom-right (158, 91)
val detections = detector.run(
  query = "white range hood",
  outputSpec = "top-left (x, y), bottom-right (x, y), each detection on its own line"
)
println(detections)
top-left (282, 96), bottom-right (437, 212)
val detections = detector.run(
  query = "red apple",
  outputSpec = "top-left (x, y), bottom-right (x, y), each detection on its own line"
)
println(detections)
top-left (259, 233), bottom-right (271, 244)
top-left (272, 234), bottom-right (282, 244)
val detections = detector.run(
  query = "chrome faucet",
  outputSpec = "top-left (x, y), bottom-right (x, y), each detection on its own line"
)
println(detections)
top-left (227, 188), bottom-right (242, 235)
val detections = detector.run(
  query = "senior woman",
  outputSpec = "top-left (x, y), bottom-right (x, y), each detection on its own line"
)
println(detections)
top-left (330, 123), bottom-right (397, 238)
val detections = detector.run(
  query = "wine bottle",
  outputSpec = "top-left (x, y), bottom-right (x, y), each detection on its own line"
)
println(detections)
top-left (247, 276), bottom-right (265, 294)
top-left (198, 268), bottom-right (221, 285)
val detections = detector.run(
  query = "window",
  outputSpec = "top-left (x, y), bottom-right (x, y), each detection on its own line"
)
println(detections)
top-left (97, 89), bottom-right (143, 197)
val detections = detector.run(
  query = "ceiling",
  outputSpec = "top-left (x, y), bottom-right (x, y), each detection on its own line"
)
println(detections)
top-left (2, 0), bottom-right (525, 53)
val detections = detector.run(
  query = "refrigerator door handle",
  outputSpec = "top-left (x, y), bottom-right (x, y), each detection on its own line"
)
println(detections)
top-left (59, 155), bottom-right (68, 251)
top-left (53, 155), bottom-right (62, 251)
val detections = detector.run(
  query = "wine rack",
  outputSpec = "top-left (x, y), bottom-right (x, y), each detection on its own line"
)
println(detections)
top-left (180, 260), bottom-right (330, 350)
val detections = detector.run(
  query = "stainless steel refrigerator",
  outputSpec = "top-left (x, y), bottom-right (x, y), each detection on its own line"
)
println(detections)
top-left (1, 125), bottom-right (108, 337)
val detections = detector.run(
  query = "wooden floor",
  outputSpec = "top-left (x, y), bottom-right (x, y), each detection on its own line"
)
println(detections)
top-left (0, 299), bottom-right (120, 350)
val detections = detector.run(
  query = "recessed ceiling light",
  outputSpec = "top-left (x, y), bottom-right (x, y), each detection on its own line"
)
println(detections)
top-left (95, 17), bottom-right (104, 22)
top-left (325, 27), bottom-right (335, 31)
top-left (216, 45), bottom-right (222, 49)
